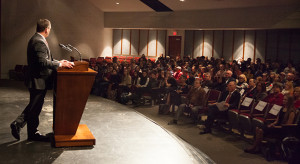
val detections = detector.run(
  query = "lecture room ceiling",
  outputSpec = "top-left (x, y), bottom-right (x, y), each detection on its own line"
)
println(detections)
top-left (88, 0), bottom-right (300, 12)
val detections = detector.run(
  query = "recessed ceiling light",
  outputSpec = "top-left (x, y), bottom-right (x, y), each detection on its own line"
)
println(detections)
top-left (179, 0), bottom-right (185, 2)
top-left (116, 2), bottom-right (120, 5)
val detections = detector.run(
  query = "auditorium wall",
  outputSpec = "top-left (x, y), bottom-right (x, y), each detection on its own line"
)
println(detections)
top-left (184, 29), bottom-right (300, 64)
top-left (1, 0), bottom-right (106, 79)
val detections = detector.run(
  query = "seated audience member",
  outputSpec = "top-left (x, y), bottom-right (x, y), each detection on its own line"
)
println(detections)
top-left (286, 72), bottom-right (295, 85)
top-left (284, 62), bottom-right (296, 74)
top-left (244, 95), bottom-right (297, 154)
top-left (107, 69), bottom-right (121, 99)
top-left (215, 64), bottom-right (225, 78)
top-left (294, 87), bottom-right (300, 109)
top-left (177, 75), bottom-right (189, 94)
top-left (186, 72), bottom-right (195, 86)
top-left (201, 72), bottom-right (214, 89)
top-left (117, 68), bottom-right (132, 102)
top-left (244, 68), bottom-right (254, 81)
top-left (213, 75), bottom-right (227, 92)
top-left (173, 66), bottom-right (183, 81)
top-left (200, 81), bottom-right (241, 134)
top-left (136, 70), bottom-right (149, 88)
top-left (253, 81), bottom-right (268, 102)
top-left (282, 81), bottom-right (294, 96)
top-left (264, 82), bottom-right (284, 106)
top-left (168, 79), bottom-right (206, 125)
top-left (243, 78), bottom-right (257, 99)
top-left (225, 70), bottom-right (236, 84)
top-left (237, 74), bottom-right (249, 91)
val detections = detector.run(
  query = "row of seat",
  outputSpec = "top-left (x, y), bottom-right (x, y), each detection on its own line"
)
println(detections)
top-left (194, 89), bottom-right (299, 137)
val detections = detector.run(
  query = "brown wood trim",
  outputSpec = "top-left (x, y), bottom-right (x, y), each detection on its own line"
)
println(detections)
top-left (221, 30), bottom-right (224, 58)
top-left (202, 30), bottom-right (205, 56)
top-left (288, 30), bottom-right (292, 61)
top-left (129, 29), bottom-right (132, 56)
top-left (0, 0), bottom-right (1, 79)
top-left (147, 30), bottom-right (149, 56)
top-left (121, 29), bottom-right (123, 55)
top-left (156, 30), bottom-right (158, 57)
top-left (192, 30), bottom-right (195, 58)
top-left (242, 30), bottom-right (246, 60)
top-left (232, 31), bottom-right (235, 61)
top-left (138, 30), bottom-right (140, 56)
top-left (165, 30), bottom-right (167, 58)
top-left (265, 30), bottom-right (268, 62)
top-left (212, 31), bottom-right (215, 57)
top-left (276, 30), bottom-right (280, 61)
top-left (253, 31), bottom-right (257, 61)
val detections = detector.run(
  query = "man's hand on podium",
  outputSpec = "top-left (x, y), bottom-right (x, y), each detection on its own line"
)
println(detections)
top-left (59, 60), bottom-right (74, 68)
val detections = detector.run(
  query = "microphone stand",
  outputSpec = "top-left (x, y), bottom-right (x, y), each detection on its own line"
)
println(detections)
top-left (67, 44), bottom-right (82, 61)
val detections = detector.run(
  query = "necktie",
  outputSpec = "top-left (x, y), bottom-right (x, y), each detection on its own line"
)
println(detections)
top-left (225, 92), bottom-right (232, 103)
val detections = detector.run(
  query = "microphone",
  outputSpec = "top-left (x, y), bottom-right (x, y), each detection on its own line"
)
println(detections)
top-left (59, 43), bottom-right (72, 52)
top-left (66, 44), bottom-right (82, 61)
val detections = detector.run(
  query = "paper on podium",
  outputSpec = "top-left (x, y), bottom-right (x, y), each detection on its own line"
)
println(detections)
top-left (216, 101), bottom-right (228, 111)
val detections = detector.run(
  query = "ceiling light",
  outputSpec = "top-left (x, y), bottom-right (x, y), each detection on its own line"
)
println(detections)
top-left (179, 0), bottom-right (185, 2)
top-left (116, 2), bottom-right (120, 5)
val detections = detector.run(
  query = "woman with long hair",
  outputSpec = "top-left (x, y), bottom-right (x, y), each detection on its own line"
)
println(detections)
top-left (245, 95), bottom-right (297, 154)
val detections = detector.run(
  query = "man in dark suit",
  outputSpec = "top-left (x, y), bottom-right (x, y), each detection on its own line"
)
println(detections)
top-left (10, 19), bottom-right (73, 141)
top-left (200, 81), bottom-right (241, 134)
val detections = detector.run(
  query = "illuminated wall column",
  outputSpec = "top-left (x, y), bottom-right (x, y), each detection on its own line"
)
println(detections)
top-left (148, 30), bottom-right (157, 57)
top-left (244, 30), bottom-right (255, 61)
top-left (203, 30), bottom-right (213, 58)
top-left (233, 30), bottom-right (244, 61)
top-left (184, 30), bottom-right (193, 58)
top-left (139, 30), bottom-right (148, 56)
top-left (193, 30), bottom-right (203, 58)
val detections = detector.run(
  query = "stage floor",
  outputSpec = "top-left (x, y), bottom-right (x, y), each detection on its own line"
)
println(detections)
top-left (0, 80), bottom-right (214, 164)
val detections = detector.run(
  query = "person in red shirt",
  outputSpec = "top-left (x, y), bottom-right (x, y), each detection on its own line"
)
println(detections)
top-left (173, 66), bottom-right (183, 81)
top-left (263, 82), bottom-right (284, 106)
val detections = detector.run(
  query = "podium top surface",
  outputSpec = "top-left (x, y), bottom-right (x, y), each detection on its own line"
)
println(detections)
top-left (57, 61), bottom-right (97, 75)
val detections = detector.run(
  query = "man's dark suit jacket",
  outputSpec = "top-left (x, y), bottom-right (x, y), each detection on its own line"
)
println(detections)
top-left (218, 89), bottom-right (241, 110)
top-left (25, 33), bottom-right (60, 90)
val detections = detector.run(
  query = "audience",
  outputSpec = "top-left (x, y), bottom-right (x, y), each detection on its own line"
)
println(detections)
top-left (89, 55), bottom-right (300, 162)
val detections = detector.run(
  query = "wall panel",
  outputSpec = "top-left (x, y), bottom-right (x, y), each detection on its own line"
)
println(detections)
top-left (184, 30), bottom-right (193, 57)
top-left (266, 30), bottom-right (278, 60)
top-left (139, 30), bottom-right (148, 56)
top-left (223, 31), bottom-right (234, 62)
top-left (255, 30), bottom-right (266, 63)
top-left (194, 31), bottom-right (202, 58)
top-left (157, 30), bottom-right (166, 57)
top-left (204, 30), bottom-right (213, 59)
top-left (233, 30), bottom-right (244, 62)
top-left (122, 29), bottom-right (130, 55)
top-left (213, 31), bottom-right (223, 59)
top-left (113, 29), bottom-right (122, 55)
top-left (290, 30), bottom-right (300, 64)
top-left (131, 30), bottom-right (139, 55)
top-left (148, 30), bottom-right (157, 57)
top-left (244, 30), bottom-right (255, 61)
top-left (277, 30), bottom-right (290, 63)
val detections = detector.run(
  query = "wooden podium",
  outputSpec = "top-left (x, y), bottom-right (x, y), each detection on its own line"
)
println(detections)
top-left (54, 61), bottom-right (97, 147)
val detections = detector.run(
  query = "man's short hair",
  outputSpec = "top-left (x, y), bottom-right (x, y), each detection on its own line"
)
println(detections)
top-left (36, 19), bottom-right (51, 32)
